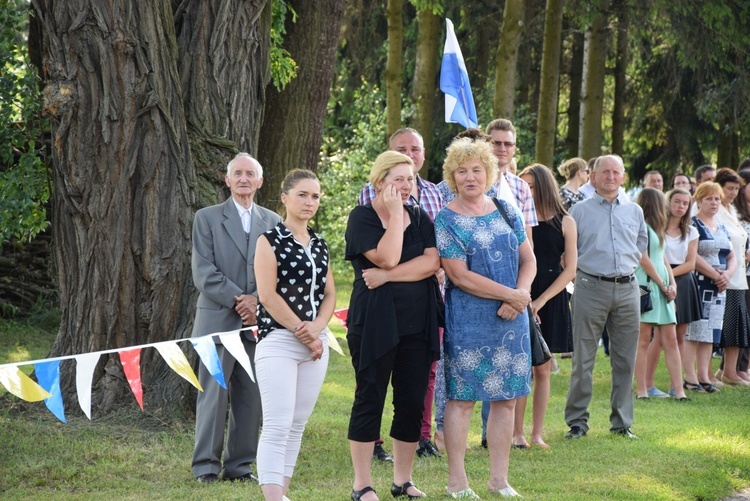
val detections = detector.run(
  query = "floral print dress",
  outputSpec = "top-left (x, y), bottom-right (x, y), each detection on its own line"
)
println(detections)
top-left (435, 202), bottom-right (532, 402)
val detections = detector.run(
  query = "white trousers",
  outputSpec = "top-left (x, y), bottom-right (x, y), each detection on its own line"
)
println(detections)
top-left (255, 328), bottom-right (329, 486)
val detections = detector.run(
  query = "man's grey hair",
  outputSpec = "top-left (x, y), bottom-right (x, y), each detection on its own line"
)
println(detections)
top-left (226, 152), bottom-right (263, 179)
top-left (594, 154), bottom-right (624, 172)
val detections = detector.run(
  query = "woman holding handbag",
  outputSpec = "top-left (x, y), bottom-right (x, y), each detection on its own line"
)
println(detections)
top-left (515, 163), bottom-right (577, 448)
top-left (633, 188), bottom-right (688, 400)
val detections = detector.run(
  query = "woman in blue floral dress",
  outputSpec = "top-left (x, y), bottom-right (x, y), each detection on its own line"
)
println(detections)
top-left (435, 138), bottom-right (535, 499)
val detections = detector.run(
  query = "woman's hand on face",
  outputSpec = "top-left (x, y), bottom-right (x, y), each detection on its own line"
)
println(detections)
top-left (382, 183), bottom-right (403, 215)
top-left (497, 302), bottom-right (519, 321)
top-left (506, 288), bottom-right (531, 312)
top-left (308, 338), bottom-right (324, 361)
top-left (362, 267), bottom-right (389, 289)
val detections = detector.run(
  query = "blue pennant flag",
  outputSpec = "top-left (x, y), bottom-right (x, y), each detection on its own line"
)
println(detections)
top-left (440, 18), bottom-right (478, 129)
top-left (34, 360), bottom-right (66, 423)
top-left (191, 337), bottom-right (227, 389)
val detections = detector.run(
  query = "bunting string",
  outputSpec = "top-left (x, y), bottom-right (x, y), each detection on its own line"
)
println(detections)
top-left (0, 317), bottom-right (348, 423)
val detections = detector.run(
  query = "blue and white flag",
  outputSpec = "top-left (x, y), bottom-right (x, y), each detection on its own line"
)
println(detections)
top-left (440, 19), bottom-right (478, 129)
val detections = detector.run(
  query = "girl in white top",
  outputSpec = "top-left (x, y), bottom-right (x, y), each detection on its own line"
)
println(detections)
top-left (732, 169), bottom-right (750, 383)
top-left (645, 189), bottom-right (703, 394)
top-left (714, 168), bottom-right (750, 386)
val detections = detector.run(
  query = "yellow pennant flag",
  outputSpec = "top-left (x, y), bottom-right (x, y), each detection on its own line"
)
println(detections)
top-left (326, 329), bottom-right (344, 356)
top-left (154, 342), bottom-right (203, 392)
top-left (0, 366), bottom-right (52, 402)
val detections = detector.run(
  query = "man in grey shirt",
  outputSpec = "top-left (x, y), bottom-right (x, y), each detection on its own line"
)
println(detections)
top-left (564, 155), bottom-right (648, 440)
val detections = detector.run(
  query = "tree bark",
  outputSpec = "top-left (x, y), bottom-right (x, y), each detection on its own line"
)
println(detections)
top-left (565, 29), bottom-right (584, 159)
top-left (611, 0), bottom-right (628, 156)
top-left (535, 0), bottom-right (565, 168)
top-left (256, 0), bottom-right (345, 211)
top-left (493, 0), bottom-right (525, 119)
top-left (386, 0), bottom-right (403, 138)
top-left (174, 0), bottom-right (271, 209)
top-left (578, 2), bottom-right (610, 160)
top-left (413, 7), bottom-right (440, 154)
top-left (30, 0), bottom-right (271, 418)
top-left (717, 122), bottom-right (739, 169)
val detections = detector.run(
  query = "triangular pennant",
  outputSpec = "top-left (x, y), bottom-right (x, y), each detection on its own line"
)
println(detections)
top-left (34, 360), bottom-right (66, 423)
top-left (75, 353), bottom-right (99, 419)
top-left (333, 308), bottom-right (349, 330)
top-left (154, 341), bottom-right (203, 392)
top-left (325, 329), bottom-right (344, 356)
top-left (118, 348), bottom-right (144, 410)
top-left (0, 366), bottom-right (51, 402)
top-left (191, 336), bottom-right (227, 389)
top-left (218, 332), bottom-right (255, 383)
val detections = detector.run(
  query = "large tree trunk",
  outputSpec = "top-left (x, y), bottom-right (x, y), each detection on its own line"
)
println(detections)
top-left (32, 0), bottom-right (195, 416)
top-left (493, 0), bottom-right (525, 119)
top-left (386, 0), bottom-right (403, 138)
top-left (717, 122), bottom-right (739, 169)
top-left (611, 0), bottom-right (628, 156)
top-left (565, 29), bottom-right (584, 159)
top-left (30, 0), bottom-right (271, 418)
top-left (257, 0), bottom-right (345, 210)
top-left (578, 2), bottom-right (610, 160)
top-left (412, 7), bottom-right (439, 154)
top-left (535, 0), bottom-right (565, 168)
top-left (174, 0), bottom-right (271, 209)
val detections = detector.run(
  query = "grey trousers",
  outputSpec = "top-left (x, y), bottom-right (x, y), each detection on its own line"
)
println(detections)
top-left (565, 271), bottom-right (639, 431)
top-left (192, 337), bottom-right (261, 478)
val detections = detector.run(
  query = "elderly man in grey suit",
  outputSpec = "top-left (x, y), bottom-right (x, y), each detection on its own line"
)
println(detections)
top-left (564, 155), bottom-right (647, 441)
top-left (191, 152), bottom-right (282, 483)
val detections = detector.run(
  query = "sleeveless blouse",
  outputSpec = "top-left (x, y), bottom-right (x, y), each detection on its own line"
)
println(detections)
top-left (257, 223), bottom-right (329, 340)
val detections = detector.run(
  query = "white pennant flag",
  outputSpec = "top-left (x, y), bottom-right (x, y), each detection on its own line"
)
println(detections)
top-left (75, 353), bottom-right (100, 420)
top-left (218, 331), bottom-right (255, 383)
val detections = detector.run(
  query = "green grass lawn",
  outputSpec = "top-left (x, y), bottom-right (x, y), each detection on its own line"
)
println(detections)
top-left (1, 281), bottom-right (749, 500)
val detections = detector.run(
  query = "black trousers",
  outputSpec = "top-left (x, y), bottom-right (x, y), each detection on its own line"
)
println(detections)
top-left (347, 332), bottom-right (432, 443)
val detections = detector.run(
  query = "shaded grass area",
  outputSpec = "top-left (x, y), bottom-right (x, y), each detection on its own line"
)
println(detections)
top-left (1, 284), bottom-right (750, 500)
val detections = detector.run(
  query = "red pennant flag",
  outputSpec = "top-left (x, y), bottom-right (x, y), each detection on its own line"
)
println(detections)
top-left (118, 348), bottom-right (144, 410)
top-left (333, 308), bottom-right (349, 331)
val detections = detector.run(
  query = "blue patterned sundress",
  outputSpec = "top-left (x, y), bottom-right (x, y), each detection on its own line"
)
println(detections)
top-left (435, 203), bottom-right (532, 402)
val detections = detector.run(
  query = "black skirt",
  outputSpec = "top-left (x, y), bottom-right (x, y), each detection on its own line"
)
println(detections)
top-left (673, 271), bottom-right (704, 324)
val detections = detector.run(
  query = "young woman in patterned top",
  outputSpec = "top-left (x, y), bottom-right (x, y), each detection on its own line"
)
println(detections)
top-left (254, 169), bottom-right (336, 501)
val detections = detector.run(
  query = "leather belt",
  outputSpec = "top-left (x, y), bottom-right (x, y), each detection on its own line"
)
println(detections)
top-left (595, 274), bottom-right (634, 284)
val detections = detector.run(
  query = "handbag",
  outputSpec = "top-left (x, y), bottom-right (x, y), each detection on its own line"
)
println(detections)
top-left (640, 230), bottom-right (653, 313)
top-left (528, 306), bottom-right (552, 366)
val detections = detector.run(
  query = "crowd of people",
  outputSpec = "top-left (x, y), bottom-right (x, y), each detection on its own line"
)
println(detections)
top-left (186, 122), bottom-right (750, 500)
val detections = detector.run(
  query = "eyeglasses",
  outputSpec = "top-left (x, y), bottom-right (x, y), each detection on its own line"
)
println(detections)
top-left (492, 140), bottom-right (516, 148)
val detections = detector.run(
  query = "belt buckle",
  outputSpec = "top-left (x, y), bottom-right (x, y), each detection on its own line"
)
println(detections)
top-left (615, 275), bottom-right (629, 284)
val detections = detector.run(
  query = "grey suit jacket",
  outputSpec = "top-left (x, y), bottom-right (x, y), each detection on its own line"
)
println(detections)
top-left (191, 197), bottom-right (282, 340)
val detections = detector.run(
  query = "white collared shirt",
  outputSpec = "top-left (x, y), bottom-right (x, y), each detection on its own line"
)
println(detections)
top-left (232, 199), bottom-right (254, 233)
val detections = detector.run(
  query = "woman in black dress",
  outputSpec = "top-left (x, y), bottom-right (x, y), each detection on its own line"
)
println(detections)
top-left (516, 163), bottom-right (577, 448)
top-left (345, 151), bottom-right (441, 501)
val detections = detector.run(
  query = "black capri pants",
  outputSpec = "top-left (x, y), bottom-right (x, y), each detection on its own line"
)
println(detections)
top-left (347, 332), bottom-right (432, 443)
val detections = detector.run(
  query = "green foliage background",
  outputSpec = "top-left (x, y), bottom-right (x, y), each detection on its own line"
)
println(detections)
top-left (0, 2), bottom-right (49, 245)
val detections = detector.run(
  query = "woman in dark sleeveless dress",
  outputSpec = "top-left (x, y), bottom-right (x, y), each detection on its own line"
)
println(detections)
top-left (516, 163), bottom-right (577, 449)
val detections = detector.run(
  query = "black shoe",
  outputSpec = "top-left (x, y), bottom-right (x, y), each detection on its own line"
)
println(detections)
top-left (481, 438), bottom-right (487, 448)
top-left (416, 438), bottom-right (442, 458)
top-left (352, 485), bottom-right (376, 500)
top-left (391, 481), bottom-right (426, 498)
top-left (196, 473), bottom-right (219, 483)
top-left (610, 427), bottom-right (638, 439)
top-left (564, 426), bottom-right (587, 439)
top-left (373, 442), bottom-right (394, 462)
top-left (222, 472), bottom-right (258, 483)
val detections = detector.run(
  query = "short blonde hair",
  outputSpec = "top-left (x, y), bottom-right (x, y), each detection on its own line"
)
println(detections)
top-left (442, 137), bottom-right (498, 194)
top-left (369, 151), bottom-right (414, 187)
top-left (693, 181), bottom-right (723, 203)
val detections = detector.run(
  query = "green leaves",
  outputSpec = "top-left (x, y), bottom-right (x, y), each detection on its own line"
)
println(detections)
top-left (270, 0), bottom-right (299, 91)
top-left (0, 0), bottom-right (50, 244)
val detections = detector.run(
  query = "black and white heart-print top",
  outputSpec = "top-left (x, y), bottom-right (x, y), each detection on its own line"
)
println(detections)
top-left (257, 222), bottom-right (330, 340)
